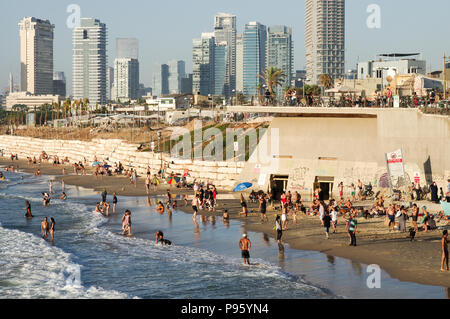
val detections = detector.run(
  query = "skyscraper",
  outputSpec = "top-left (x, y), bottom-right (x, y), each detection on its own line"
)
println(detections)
top-left (53, 72), bottom-right (66, 97)
top-left (236, 34), bottom-right (244, 93)
top-left (192, 33), bottom-right (215, 96)
top-left (113, 38), bottom-right (139, 101)
top-left (168, 60), bottom-right (186, 94)
top-left (152, 63), bottom-right (169, 97)
top-left (305, 0), bottom-right (345, 84)
top-left (267, 25), bottom-right (293, 99)
top-left (72, 18), bottom-right (107, 105)
top-left (214, 42), bottom-right (228, 96)
top-left (243, 22), bottom-right (267, 99)
top-left (106, 66), bottom-right (113, 101)
top-left (214, 13), bottom-right (236, 98)
top-left (114, 58), bottom-right (139, 101)
top-left (19, 17), bottom-right (54, 95)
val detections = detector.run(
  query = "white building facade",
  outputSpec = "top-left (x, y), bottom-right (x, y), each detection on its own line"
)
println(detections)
top-left (72, 18), bottom-right (107, 105)
top-left (114, 58), bottom-right (140, 101)
top-left (19, 17), bottom-right (54, 95)
top-left (305, 0), bottom-right (345, 84)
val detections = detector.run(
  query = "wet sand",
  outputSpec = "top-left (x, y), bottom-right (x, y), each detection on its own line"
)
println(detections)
top-left (2, 157), bottom-right (450, 289)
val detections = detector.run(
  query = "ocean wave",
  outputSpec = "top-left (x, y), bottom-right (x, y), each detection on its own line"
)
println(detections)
top-left (0, 225), bottom-right (131, 299)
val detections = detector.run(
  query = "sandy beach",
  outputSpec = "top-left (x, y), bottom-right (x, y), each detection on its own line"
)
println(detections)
top-left (2, 157), bottom-right (450, 289)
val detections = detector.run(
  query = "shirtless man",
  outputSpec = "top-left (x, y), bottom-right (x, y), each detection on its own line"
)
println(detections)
top-left (239, 234), bottom-right (252, 265)
top-left (41, 217), bottom-right (49, 240)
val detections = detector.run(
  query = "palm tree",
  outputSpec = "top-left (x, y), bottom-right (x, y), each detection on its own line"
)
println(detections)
top-left (258, 67), bottom-right (286, 104)
top-left (319, 74), bottom-right (333, 92)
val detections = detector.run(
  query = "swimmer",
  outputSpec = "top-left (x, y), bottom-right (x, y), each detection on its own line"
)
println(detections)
top-left (49, 218), bottom-right (55, 241)
top-left (222, 210), bottom-right (230, 222)
top-left (42, 193), bottom-right (51, 206)
top-left (41, 217), bottom-right (49, 240)
top-left (60, 192), bottom-right (67, 200)
top-left (156, 202), bottom-right (165, 214)
top-left (95, 202), bottom-right (104, 215)
top-left (155, 230), bottom-right (172, 245)
top-left (25, 201), bottom-right (33, 218)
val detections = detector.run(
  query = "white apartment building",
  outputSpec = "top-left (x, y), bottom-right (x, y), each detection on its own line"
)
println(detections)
top-left (19, 17), bottom-right (54, 95)
top-left (305, 0), bottom-right (345, 84)
top-left (114, 58), bottom-right (139, 101)
top-left (72, 18), bottom-right (107, 105)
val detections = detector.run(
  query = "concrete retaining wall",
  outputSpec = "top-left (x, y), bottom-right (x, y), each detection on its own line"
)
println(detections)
top-left (0, 136), bottom-right (244, 190)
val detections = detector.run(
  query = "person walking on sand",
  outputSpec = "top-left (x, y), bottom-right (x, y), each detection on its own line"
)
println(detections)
top-left (145, 175), bottom-right (151, 194)
top-left (347, 215), bottom-right (357, 246)
top-left (441, 230), bottom-right (449, 272)
top-left (41, 217), bottom-right (49, 240)
top-left (331, 207), bottom-right (338, 234)
top-left (259, 195), bottom-right (268, 223)
top-left (239, 193), bottom-right (248, 217)
top-left (281, 207), bottom-right (288, 230)
top-left (239, 234), bottom-right (252, 265)
top-left (323, 211), bottom-right (332, 239)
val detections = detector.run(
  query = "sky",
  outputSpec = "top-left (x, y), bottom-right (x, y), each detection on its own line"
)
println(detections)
top-left (1, 0), bottom-right (450, 95)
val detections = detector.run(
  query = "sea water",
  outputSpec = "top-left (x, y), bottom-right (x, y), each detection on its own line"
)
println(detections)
top-left (0, 171), bottom-right (447, 299)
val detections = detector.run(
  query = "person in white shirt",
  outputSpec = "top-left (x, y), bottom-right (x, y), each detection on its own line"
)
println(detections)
top-left (331, 208), bottom-right (338, 234)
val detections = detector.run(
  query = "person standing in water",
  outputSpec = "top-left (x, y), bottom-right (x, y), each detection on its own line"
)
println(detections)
top-left (112, 192), bottom-right (118, 214)
top-left (41, 217), bottom-right (49, 240)
top-left (49, 218), bottom-right (55, 241)
top-left (192, 194), bottom-right (199, 219)
top-left (122, 210), bottom-right (132, 236)
top-left (25, 201), bottom-right (33, 218)
top-left (239, 234), bottom-right (252, 265)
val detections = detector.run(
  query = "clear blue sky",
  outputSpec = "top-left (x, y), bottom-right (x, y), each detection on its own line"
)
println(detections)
top-left (1, 0), bottom-right (450, 95)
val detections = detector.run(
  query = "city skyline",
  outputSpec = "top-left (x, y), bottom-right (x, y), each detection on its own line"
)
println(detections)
top-left (1, 0), bottom-right (450, 95)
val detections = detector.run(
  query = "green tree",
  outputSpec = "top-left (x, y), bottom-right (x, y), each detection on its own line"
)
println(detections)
top-left (258, 67), bottom-right (286, 104)
top-left (318, 74), bottom-right (333, 91)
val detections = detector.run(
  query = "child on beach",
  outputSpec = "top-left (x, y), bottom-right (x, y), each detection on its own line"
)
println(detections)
top-left (122, 210), bottom-right (132, 236)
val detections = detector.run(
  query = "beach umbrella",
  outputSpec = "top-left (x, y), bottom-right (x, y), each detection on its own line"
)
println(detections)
top-left (233, 182), bottom-right (252, 192)
top-left (166, 177), bottom-right (178, 185)
top-left (103, 165), bottom-right (111, 168)
top-left (92, 161), bottom-right (101, 167)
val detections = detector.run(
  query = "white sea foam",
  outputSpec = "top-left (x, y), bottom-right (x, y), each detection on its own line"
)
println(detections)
top-left (0, 224), bottom-right (130, 299)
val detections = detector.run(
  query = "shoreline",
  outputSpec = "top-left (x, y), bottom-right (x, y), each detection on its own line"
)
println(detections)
top-left (2, 158), bottom-right (450, 290)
